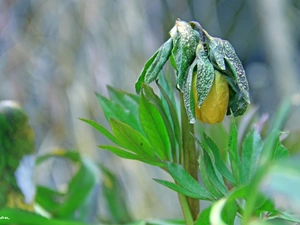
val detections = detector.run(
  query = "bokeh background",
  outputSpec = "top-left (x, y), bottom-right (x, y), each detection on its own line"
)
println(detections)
top-left (1, 0), bottom-right (300, 221)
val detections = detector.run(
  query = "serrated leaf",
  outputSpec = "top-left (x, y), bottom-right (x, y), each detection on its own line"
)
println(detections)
top-left (164, 162), bottom-right (215, 201)
top-left (273, 140), bottom-right (289, 161)
top-left (170, 20), bottom-right (199, 91)
top-left (96, 93), bottom-right (143, 134)
top-left (241, 129), bottom-right (263, 184)
top-left (228, 118), bottom-right (242, 185)
top-left (203, 133), bottom-right (236, 185)
top-left (139, 92), bottom-right (170, 160)
top-left (110, 119), bottom-right (157, 161)
top-left (135, 38), bottom-right (173, 93)
top-left (80, 118), bottom-right (118, 144)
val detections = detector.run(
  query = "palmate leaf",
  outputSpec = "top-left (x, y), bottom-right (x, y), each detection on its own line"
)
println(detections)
top-left (135, 38), bottom-right (173, 93)
top-left (169, 20), bottom-right (199, 91)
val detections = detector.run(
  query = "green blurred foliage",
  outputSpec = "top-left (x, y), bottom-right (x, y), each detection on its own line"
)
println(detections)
top-left (1, 0), bottom-right (300, 221)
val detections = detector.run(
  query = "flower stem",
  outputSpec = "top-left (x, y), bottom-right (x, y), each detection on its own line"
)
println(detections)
top-left (180, 93), bottom-right (199, 220)
top-left (178, 193), bottom-right (194, 225)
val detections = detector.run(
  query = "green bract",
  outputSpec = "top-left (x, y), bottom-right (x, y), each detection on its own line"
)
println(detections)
top-left (135, 19), bottom-right (250, 123)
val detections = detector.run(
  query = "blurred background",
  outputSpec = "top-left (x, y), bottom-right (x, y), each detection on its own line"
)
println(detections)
top-left (0, 0), bottom-right (300, 221)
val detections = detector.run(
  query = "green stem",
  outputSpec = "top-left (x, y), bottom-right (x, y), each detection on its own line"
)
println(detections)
top-left (180, 93), bottom-right (199, 220)
top-left (178, 193), bottom-right (194, 225)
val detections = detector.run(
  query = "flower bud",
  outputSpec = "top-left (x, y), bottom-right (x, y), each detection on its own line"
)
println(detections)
top-left (193, 70), bottom-right (229, 124)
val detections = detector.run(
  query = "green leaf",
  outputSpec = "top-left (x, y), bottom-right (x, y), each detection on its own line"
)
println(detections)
top-left (194, 206), bottom-right (212, 225)
top-left (55, 158), bottom-right (96, 218)
top-left (268, 99), bottom-right (291, 134)
top-left (107, 85), bottom-right (140, 115)
top-left (198, 143), bottom-right (227, 199)
top-left (99, 165), bottom-right (133, 224)
top-left (99, 145), bottom-right (163, 167)
top-left (35, 150), bottom-right (80, 165)
top-left (110, 119), bottom-right (157, 161)
top-left (0, 208), bottom-right (89, 225)
top-left (243, 129), bottom-right (281, 223)
top-left (169, 20), bottom-right (199, 91)
top-left (154, 179), bottom-right (208, 199)
top-left (157, 79), bottom-right (181, 162)
top-left (164, 162), bottom-right (215, 200)
top-left (273, 140), bottom-right (289, 161)
top-left (80, 118), bottom-right (118, 144)
top-left (139, 91), bottom-right (170, 160)
top-left (35, 186), bottom-right (64, 213)
top-left (260, 157), bottom-right (300, 217)
top-left (228, 117), bottom-right (242, 185)
top-left (241, 129), bottom-right (263, 184)
top-left (135, 38), bottom-right (173, 93)
top-left (202, 132), bottom-right (236, 185)
top-left (96, 93), bottom-right (143, 134)
top-left (141, 84), bottom-right (176, 161)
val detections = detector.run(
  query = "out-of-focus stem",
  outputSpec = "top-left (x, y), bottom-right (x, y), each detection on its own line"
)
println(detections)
top-left (177, 193), bottom-right (194, 225)
top-left (180, 93), bottom-right (199, 220)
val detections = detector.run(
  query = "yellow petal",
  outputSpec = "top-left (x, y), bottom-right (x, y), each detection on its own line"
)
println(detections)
top-left (194, 71), bottom-right (229, 124)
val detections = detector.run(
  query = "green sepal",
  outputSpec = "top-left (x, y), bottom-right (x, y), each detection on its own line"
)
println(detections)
top-left (182, 59), bottom-right (197, 123)
top-left (169, 20), bottom-right (199, 91)
top-left (204, 31), bottom-right (250, 116)
top-left (135, 38), bottom-right (173, 93)
top-left (195, 44), bottom-right (215, 108)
